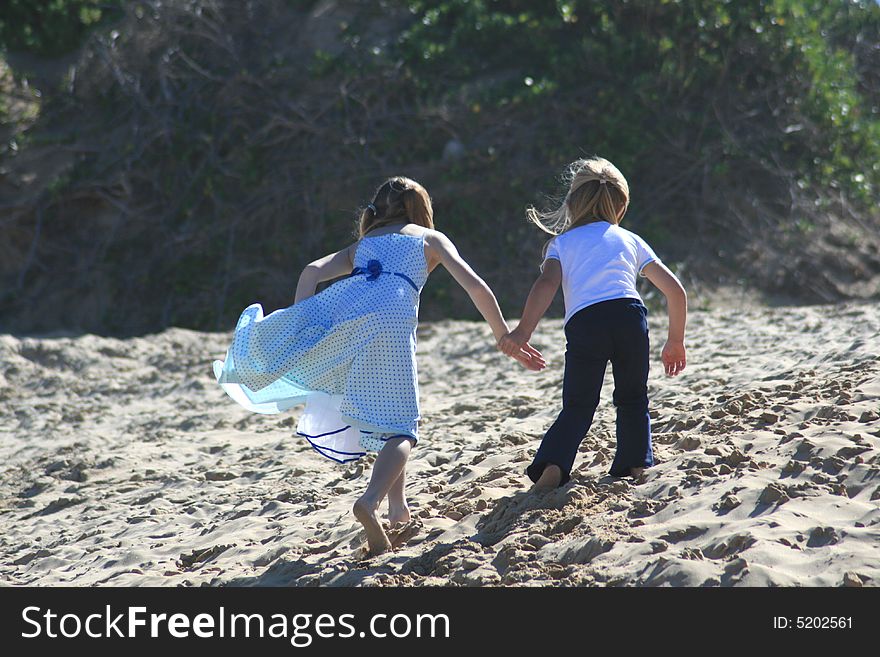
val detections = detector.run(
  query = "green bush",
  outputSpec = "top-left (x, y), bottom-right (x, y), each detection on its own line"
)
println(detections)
top-left (393, 0), bottom-right (880, 203)
top-left (0, 0), bottom-right (122, 55)
top-left (2, 0), bottom-right (879, 334)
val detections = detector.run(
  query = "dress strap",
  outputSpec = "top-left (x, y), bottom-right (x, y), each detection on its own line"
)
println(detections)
top-left (392, 272), bottom-right (420, 292)
top-left (350, 259), bottom-right (420, 292)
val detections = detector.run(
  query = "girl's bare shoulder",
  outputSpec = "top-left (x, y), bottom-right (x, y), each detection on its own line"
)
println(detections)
top-left (399, 224), bottom-right (440, 239)
top-left (418, 229), bottom-right (451, 272)
top-left (419, 228), bottom-right (453, 245)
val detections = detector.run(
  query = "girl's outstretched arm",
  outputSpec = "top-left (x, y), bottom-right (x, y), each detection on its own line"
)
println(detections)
top-left (426, 231), bottom-right (545, 371)
top-left (642, 261), bottom-right (687, 376)
top-left (294, 244), bottom-right (357, 303)
top-left (498, 259), bottom-right (562, 357)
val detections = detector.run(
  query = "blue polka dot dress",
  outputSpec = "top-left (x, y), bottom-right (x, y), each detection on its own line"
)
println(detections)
top-left (213, 233), bottom-right (428, 463)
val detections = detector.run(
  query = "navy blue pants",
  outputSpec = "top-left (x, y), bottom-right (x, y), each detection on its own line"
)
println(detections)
top-left (527, 298), bottom-right (653, 485)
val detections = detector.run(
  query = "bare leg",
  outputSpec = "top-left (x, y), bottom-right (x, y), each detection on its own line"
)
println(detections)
top-left (532, 463), bottom-right (562, 491)
top-left (387, 467), bottom-right (411, 526)
top-left (353, 437), bottom-right (411, 556)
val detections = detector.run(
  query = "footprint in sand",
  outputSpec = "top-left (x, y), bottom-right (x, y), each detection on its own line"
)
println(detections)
top-left (660, 526), bottom-right (708, 543)
top-left (758, 483), bottom-right (789, 505)
top-left (712, 492), bottom-right (742, 513)
top-left (806, 526), bottom-right (840, 547)
top-left (702, 533), bottom-right (756, 559)
top-left (386, 519), bottom-right (423, 548)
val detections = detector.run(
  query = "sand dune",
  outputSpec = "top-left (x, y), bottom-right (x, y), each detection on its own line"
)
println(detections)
top-left (1, 301), bottom-right (878, 586)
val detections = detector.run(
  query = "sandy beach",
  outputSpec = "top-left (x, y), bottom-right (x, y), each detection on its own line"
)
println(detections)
top-left (1, 301), bottom-right (878, 587)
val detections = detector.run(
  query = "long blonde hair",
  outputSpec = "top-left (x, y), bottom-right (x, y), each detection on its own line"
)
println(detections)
top-left (527, 157), bottom-right (630, 235)
top-left (358, 176), bottom-right (434, 238)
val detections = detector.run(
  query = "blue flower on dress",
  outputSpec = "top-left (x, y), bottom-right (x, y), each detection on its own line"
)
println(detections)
top-left (365, 259), bottom-right (383, 281)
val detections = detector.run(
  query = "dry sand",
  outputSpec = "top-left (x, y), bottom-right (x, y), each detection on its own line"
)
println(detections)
top-left (1, 301), bottom-right (878, 586)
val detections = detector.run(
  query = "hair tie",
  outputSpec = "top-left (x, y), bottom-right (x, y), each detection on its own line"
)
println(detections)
top-left (367, 203), bottom-right (377, 213)
top-left (599, 179), bottom-right (607, 185)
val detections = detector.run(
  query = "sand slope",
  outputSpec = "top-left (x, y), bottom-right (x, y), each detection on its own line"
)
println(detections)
top-left (1, 302), bottom-right (878, 586)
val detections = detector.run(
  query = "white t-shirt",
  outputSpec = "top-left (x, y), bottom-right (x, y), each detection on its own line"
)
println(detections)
top-left (544, 222), bottom-right (660, 325)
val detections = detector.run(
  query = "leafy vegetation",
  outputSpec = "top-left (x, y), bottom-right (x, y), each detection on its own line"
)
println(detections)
top-left (0, 0), bottom-right (878, 335)
top-left (393, 0), bottom-right (879, 200)
top-left (0, 0), bottom-right (122, 56)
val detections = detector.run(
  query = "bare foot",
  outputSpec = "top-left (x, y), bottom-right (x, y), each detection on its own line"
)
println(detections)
top-left (353, 498), bottom-right (392, 556)
top-left (532, 464), bottom-right (562, 491)
top-left (388, 503), bottom-right (411, 527)
top-left (629, 468), bottom-right (648, 484)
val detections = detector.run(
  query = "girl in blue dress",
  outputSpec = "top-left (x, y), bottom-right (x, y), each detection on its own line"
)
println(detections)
top-left (214, 176), bottom-right (544, 555)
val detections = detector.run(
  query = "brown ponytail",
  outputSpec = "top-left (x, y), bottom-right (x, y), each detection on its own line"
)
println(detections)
top-left (402, 186), bottom-right (433, 230)
top-left (358, 176), bottom-right (434, 237)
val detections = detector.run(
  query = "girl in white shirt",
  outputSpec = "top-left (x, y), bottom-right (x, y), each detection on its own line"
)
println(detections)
top-left (500, 157), bottom-right (687, 489)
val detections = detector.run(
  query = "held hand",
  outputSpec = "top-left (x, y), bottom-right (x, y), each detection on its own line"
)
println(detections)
top-left (511, 342), bottom-right (546, 371)
top-left (499, 327), bottom-right (545, 371)
top-left (661, 340), bottom-right (686, 376)
top-left (498, 326), bottom-right (530, 358)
